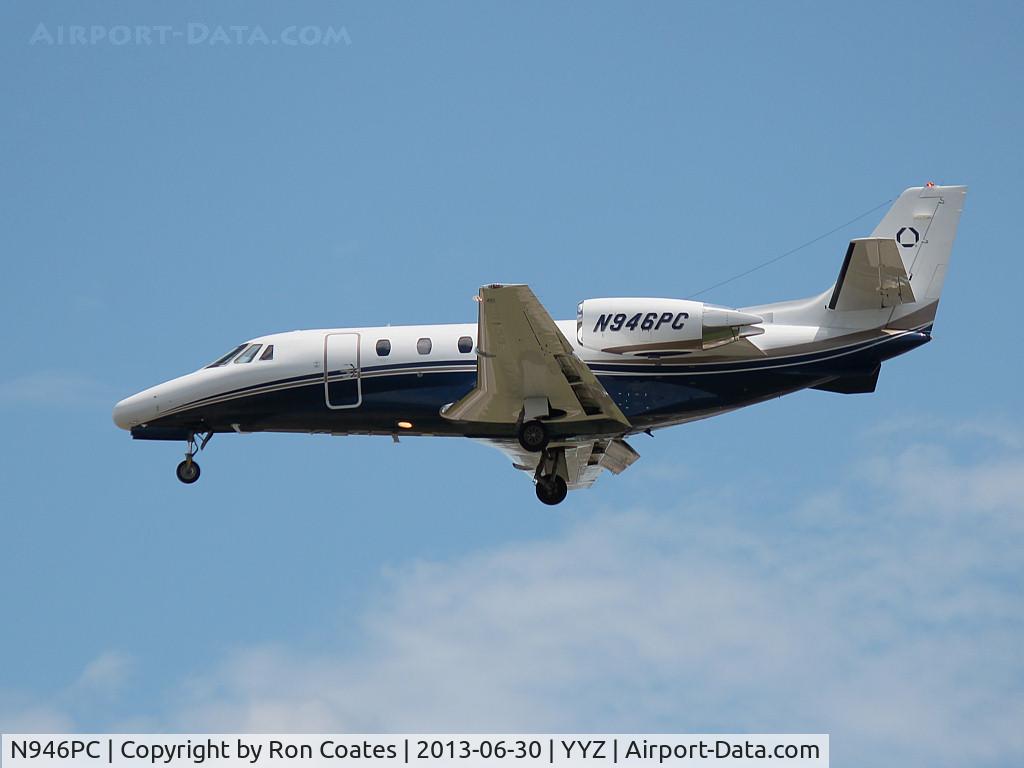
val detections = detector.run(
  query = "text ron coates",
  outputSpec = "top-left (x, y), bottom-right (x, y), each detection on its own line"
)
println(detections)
top-left (29, 23), bottom-right (352, 47)
top-left (8, 737), bottom-right (823, 764)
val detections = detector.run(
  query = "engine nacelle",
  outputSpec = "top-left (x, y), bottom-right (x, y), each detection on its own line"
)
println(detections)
top-left (576, 298), bottom-right (764, 356)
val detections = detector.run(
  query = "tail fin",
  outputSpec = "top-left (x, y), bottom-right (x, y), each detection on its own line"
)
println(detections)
top-left (872, 184), bottom-right (967, 328)
top-left (744, 185), bottom-right (966, 330)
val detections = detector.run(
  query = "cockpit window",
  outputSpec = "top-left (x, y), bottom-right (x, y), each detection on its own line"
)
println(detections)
top-left (234, 344), bottom-right (263, 364)
top-left (206, 344), bottom-right (247, 368)
top-left (259, 344), bottom-right (275, 361)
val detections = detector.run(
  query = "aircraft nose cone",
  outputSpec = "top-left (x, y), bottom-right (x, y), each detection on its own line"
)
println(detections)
top-left (112, 391), bottom-right (158, 430)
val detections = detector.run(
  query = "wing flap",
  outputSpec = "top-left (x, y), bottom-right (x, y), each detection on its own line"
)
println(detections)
top-left (595, 437), bottom-right (641, 475)
top-left (484, 436), bottom-right (640, 491)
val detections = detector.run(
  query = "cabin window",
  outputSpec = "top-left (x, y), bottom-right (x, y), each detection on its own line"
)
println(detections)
top-left (206, 344), bottom-right (247, 368)
top-left (234, 344), bottom-right (262, 364)
top-left (376, 339), bottom-right (391, 357)
top-left (417, 338), bottom-right (432, 355)
top-left (259, 345), bottom-right (274, 361)
top-left (458, 335), bottom-right (473, 353)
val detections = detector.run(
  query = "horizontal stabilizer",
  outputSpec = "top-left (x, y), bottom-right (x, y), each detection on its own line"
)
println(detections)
top-left (828, 237), bottom-right (916, 311)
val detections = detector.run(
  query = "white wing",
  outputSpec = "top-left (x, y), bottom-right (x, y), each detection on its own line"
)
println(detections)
top-left (442, 284), bottom-right (630, 434)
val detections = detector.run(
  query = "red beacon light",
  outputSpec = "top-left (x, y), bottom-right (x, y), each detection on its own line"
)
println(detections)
top-left (926, 181), bottom-right (936, 187)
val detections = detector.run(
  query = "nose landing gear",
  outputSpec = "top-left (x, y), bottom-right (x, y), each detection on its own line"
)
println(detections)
top-left (176, 458), bottom-right (201, 484)
top-left (175, 432), bottom-right (212, 485)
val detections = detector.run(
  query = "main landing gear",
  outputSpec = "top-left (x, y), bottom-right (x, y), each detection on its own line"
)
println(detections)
top-left (517, 419), bottom-right (549, 452)
top-left (534, 447), bottom-right (569, 506)
top-left (175, 432), bottom-right (212, 485)
top-left (517, 412), bottom-right (567, 504)
top-left (535, 473), bottom-right (568, 506)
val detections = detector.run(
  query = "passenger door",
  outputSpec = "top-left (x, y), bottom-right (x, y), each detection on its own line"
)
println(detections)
top-left (323, 333), bottom-right (361, 409)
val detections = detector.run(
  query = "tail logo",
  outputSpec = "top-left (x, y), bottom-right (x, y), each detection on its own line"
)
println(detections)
top-left (896, 226), bottom-right (920, 248)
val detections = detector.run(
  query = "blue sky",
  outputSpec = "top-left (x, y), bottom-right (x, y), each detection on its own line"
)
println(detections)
top-left (1, 1), bottom-right (1022, 765)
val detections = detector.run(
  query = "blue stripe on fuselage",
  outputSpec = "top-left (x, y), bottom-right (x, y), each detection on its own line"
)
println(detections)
top-left (146, 328), bottom-right (930, 435)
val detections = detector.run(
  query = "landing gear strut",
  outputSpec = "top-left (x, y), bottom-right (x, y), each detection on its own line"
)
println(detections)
top-left (175, 432), bottom-right (211, 485)
top-left (533, 447), bottom-right (569, 505)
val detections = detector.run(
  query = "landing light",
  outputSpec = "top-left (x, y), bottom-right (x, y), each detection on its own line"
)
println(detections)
top-left (397, 421), bottom-right (413, 429)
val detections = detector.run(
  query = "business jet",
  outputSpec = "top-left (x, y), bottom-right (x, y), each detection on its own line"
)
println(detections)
top-left (113, 184), bottom-right (965, 504)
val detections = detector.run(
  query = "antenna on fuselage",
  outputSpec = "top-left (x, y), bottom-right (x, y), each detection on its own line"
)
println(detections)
top-left (686, 197), bottom-right (894, 300)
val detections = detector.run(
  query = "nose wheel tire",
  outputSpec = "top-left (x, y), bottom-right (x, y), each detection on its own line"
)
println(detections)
top-left (176, 459), bottom-right (201, 484)
top-left (535, 475), bottom-right (568, 506)
top-left (517, 419), bottom-right (549, 452)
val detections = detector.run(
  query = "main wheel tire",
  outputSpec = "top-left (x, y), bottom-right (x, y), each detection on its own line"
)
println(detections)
top-left (176, 459), bottom-right (201, 484)
top-left (517, 419), bottom-right (549, 452)
top-left (535, 475), bottom-right (568, 506)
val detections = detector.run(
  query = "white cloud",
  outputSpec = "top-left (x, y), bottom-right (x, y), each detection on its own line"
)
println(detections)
top-left (3, 431), bottom-right (1021, 767)
top-left (72, 651), bottom-right (134, 695)
top-left (161, 438), bottom-right (1023, 767)
top-left (0, 700), bottom-right (75, 733)
top-left (864, 413), bottom-right (1024, 451)
top-left (0, 651), bottom-right (133, 733)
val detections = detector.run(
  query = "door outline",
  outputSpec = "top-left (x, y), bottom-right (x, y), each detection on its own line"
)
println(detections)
top-left (323, 333), bottom-right (362, 409)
